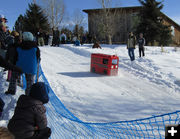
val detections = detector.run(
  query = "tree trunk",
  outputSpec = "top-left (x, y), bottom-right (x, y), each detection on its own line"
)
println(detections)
top-left (108, 34), bottom-right (112, 45)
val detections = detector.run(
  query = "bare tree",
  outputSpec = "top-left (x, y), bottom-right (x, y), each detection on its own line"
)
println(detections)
top-left (73, 9), bottom-right (85, 26)
top-left (39, 0), bottom-right (65, 30)
top-left (96, 0), bottom-right (120, 44)
top-left (71, 9), bottom-right (85, 39)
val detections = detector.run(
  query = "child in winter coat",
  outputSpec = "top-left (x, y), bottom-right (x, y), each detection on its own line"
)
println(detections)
top-left (8, 82), bottom-right (51, 139)
top-left (5, 32), bottom-right (40, 95)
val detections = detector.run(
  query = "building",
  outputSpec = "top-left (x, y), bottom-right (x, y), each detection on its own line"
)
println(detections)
top-left (83, 6), bottom-right (180, 45)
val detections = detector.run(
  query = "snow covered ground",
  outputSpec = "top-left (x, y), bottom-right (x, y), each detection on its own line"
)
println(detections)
top-left (0, 44), bottom-right (180, 127)
top-left (40, 44), bottom-right (180, 123)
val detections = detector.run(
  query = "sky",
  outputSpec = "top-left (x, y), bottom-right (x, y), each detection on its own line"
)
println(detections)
top-left (0, 0), bottom-right (180, 30)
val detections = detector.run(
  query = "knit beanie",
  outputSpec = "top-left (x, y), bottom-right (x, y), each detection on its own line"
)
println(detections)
top-left (22, 32), bottom-right (34, 41)
top-left (29, 82), bottom-right (49, 104)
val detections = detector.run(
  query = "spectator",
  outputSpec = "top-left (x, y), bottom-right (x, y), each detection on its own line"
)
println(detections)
top-left (127, 32), bottom-right (136, 61)
top-left (138, 33), bottom-right (145, 57)
top-left (0, 22), bottom-right (8, 58)
top-left (0, 55), bottom-right (22, 73)
top-left (92, 42), bottom-right (102, 49)
top-left (8, 82), bottom-right (51, 139)
top-left (60, 32), bottom-right (66, 44)
top-left (5, 32), bottom-right (40, 95)
top-left (37, 28), bottom-right (44, 46)
top-left (0, 14), bottom-right (7, 23)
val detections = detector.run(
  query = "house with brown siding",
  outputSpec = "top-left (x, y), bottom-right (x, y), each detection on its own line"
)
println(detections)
top-left (83, 6), bottom-right (180, 45)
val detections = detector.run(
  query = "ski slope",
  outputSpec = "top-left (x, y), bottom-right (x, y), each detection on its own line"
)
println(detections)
top-left (39, 44), bottom-right (180, 123)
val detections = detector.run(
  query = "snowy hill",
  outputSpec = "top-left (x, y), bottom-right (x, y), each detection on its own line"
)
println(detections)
top-left (40, 44), bottom-right (180, 123)
top-left (0, 44), bottom-right (180, 127)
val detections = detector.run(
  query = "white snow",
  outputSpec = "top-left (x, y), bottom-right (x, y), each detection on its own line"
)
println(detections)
top-left (40, 44), bottom-right (180, 123)
top-left (0, 44), bottom-right (180, 126)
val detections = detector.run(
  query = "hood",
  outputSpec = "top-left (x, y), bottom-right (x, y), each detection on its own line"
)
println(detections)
top-left (16, 95), bottom-right (43, 109)
top-left (20, 41), bottom-right (37, 50)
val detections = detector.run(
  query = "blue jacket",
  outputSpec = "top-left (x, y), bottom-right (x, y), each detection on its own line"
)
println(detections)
top-left (16, 41), bottom-right (40, 75)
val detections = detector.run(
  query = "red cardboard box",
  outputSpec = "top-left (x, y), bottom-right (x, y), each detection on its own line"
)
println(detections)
top-left (90, 53), bottom-right (119, 76)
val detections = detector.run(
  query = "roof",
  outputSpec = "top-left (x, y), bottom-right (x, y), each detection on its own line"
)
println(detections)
top-left (83, 6), bottom-right (142, 13)
top-left (83, 6), bottom-right (180, 30)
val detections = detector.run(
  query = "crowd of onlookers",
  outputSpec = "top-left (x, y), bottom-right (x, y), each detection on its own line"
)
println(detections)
top-left (0, 14), bottom-right (51, 139)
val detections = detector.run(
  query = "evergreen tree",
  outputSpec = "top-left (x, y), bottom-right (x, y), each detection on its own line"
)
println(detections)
top-left (14, 14), bottom-right (25, 32)
top-left (158, 24), bottom-right (172, 46)
top-left (23, 3), bottom-right (50, 35)
top-left (136, 0), bottom-right (172, 46)
top-left (73, 24), bottom-right (79, 38)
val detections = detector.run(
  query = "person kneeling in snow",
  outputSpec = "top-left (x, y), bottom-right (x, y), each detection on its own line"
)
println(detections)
top-left (8, 82), bottom-right (51, 139)
top-left (92, 42), bottom-right (102, 49)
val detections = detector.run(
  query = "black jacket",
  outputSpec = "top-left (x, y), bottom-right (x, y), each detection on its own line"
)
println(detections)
top-left (0, 30), bottom-right (8, 49)
top-left (6, 41), bottom-right (40, 65)
top-left (6, 37), bottom-right (20, 64)
top-left (0, 55), bottom-right (22, 73)
top-left (138, 38), bottom-right (145, 48)
top-left (8, 95), bottom-right (47, 139)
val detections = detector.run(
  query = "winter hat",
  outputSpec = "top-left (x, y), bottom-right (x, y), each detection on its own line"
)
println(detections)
top-left (22, 32), bottom-right (34, 41)
top-left (0, 14), bottom-right (5, 19)
top-left (11, 31), bottom-right (19, 37)
top-left (0, 14), bottom-right (7, 22)
top-left (29, 82), bottom-right (49, 104)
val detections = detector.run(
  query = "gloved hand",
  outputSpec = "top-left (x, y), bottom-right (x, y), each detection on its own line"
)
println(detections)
top-left (31, 127), bottom-right (51, 139)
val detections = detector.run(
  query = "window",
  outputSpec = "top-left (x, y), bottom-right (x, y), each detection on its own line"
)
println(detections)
top-left (103, 59), bottom-right (108, 64)
top-left (112, 59), bottom-right (118, 65)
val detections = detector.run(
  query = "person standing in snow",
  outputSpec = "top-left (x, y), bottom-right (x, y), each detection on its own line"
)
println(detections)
top-left (5, 32), bottom-right (40, 95)
top-left (0, 54), bottom-right (22, 118)
top-left (127, 32), bottom-right (136, 61)
top-left (60, 32), bottom-right (66, 44)
top-left (8, 82), bottom-right (51, 139)
top-left (37, 28), bottom-right (44, 46)
top-left (138, 33), bottom-right (145, 57)
top-left (0, 22), bottom-right (9, 58)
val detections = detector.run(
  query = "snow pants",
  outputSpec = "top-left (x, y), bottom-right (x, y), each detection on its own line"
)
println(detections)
top-left (8, 72), bottom-right (35, 95)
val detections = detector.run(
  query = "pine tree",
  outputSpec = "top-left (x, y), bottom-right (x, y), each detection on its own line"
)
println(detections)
top-left (23, 3), bottom-right (50, 35)
top-left (159, 24), bottom-right (172, 46)
top-left (136, 0), bottom-right (172, 46)
top-left (14, 14), bottom-right (25, 32)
